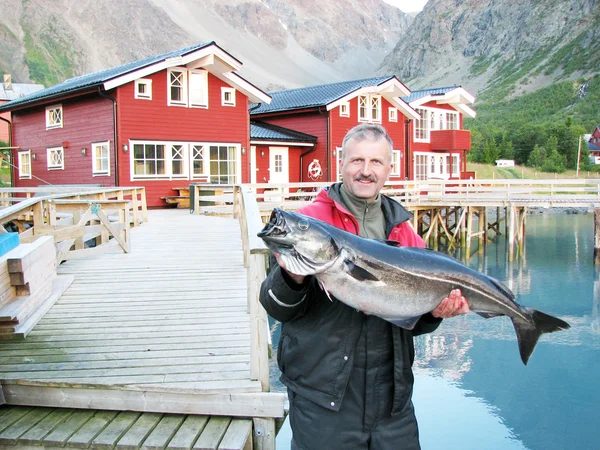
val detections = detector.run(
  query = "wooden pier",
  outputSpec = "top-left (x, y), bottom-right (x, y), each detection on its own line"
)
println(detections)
top-left (0, 188), bottom-right (282, 450)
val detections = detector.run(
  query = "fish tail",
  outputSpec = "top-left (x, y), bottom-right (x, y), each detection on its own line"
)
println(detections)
top-left (511, 307), bottom-right (570, 365)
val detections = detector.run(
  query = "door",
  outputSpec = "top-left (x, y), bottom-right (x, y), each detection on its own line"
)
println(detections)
top-left (268, 147), bottom-right (289, 201)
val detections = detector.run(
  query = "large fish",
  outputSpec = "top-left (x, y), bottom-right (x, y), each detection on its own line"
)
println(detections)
top-left (258, 208), bottom-right (570, 365)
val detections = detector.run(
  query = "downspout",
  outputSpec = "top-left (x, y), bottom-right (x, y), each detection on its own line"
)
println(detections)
top-left (97, 87), bottom-right (119, 187)
top-left (317, 106), bottom-right (330, 181)
top-left (0, 116), bottom-right (13, 186)
top-left (404, 119), bottom-right (411, 180)
top-left (248, 104), bottom-right (262, 183)
top-left (299, 143), bottom-right (317, 182)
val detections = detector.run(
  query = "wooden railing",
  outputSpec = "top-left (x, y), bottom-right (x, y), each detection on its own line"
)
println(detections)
top-left (233, 186), bottom-right (271, 392)
top-left (193, 179), bottom-right (600, 218)
top-left (0, 187), bottom-right (148, 263)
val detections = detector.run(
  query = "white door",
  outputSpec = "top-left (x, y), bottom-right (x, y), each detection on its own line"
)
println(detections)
top-left (268, 147), bottom-right (289, 201)
top-left (429, 154), bottom-right (449, 180)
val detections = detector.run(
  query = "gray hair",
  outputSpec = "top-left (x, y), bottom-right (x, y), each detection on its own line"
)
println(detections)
top-left (341, 124), bottom-right (394, 163)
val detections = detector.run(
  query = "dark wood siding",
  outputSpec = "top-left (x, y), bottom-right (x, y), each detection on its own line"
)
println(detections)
top-left (11, 95), bottom-right (115, 188)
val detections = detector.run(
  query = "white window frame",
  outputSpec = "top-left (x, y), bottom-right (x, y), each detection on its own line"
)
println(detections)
top-left (415, 108), bottom-right (429, 142)
top-left (221, 87), bottom-right (236, 107)
top-left (45, 104), bottom-right (63, 129)
top-left (451, 154), bottom-right (460, 176)
top-left (18, 150), bottom-right (32, 180)
top-left (446, 111), bottom-right (459, 130)
top-left (47, 146), bottom-right (64, 170)
top-left (339, 102), bottom-right (350, 118)
top-left (134, 79), bottom-right (152, 100)
top-left (358, 95), bottom-right (381, 123)
top-left (130, 140), bottom-right (241, 183)
top-left (168, 69), bottom-right (187, 106)
top-left (414, 153), bottom-right (429, 180)
top-left (189, 70), bottom-right (208, 108)
top-left (391, 150), bottom-right (401, 176)
top-left (389, 107), bottom-right (398, 122)
top-left (92, 141), bottom-right (111, 176)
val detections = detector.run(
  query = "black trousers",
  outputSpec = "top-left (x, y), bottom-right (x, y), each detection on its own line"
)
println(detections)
top-left (288, 367), bottom-right (420, 450)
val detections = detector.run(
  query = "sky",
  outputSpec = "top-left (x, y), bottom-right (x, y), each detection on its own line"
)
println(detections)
top-left (382, 0), bottom-right (428, 13)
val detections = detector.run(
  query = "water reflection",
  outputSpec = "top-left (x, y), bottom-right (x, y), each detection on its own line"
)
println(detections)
top-left (270, 213), bottom-right (599, 450)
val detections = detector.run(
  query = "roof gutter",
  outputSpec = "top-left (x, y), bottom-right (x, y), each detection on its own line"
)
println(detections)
top-left (97, 87), bottom-right (119, 187)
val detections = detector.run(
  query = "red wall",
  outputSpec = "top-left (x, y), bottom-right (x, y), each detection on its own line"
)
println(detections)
top-left (252, 112), bottom-right (327, 182)
top-left (11, 94), bottom-right (116, 188)
top-left (115, 71), bottom-right (250, 206)
top-left (0, 100), bottom-right (9, 143)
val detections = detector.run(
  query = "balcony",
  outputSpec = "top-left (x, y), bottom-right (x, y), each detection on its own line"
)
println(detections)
top-left (430, 129), bottom-right (471, 151)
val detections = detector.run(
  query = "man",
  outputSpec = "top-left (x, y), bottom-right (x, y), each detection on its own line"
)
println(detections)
top-left (259, 124), bottom-right (469, 450)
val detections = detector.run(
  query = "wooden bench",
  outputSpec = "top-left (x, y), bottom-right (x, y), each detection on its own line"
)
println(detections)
top-left (0, 405), bottom-right (255, 450)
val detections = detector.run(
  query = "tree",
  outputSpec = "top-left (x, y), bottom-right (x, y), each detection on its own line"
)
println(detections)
top-left (541, 136), bottom-right (566, 173)
top-left (482, 138), bottom-right (500, 164)
top-left (527, 144), bottom-right (546, 169)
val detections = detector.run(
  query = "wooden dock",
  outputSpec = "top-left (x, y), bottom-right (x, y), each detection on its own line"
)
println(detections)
top-left (0, 207), bottom-right (284, 450)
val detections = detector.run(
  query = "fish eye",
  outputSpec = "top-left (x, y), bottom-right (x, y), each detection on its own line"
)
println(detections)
top-left (298, 220), bottom-right (310, 231)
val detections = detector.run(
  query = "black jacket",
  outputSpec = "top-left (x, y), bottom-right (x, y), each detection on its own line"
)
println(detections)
top-left (259, 186), bottom-right (442, 414)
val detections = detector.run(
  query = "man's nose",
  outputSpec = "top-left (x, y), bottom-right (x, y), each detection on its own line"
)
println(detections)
top-left (361, 161), bottom-right (372, 175)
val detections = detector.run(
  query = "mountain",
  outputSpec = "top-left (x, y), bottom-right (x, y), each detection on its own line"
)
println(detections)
top-left (378, 0), bottom-right (599, 101)
top-left (0, 0), bottom-right (410, 91)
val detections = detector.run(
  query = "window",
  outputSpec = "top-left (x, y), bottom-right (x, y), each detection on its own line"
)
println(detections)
top-left (391, 150), bottom-right (401, 176)
top-left (189, 71), bottom-right (208, 108)
top-left (452, 154), bottom-right (460, 176)
top-left (446, 112), bottom-right (459, 130)
top-left (92, 142), bottom-right (110, 175)
top-left (168, 69), bottom-right (186, 106)
top-left (389, 107), bottom-right (398, 122)
top-left (135, 79), bottom-right (152, 100)
top-left (209, 145), bottom-right (237, 184)
top-left (415, 108), bottom-right (429, 141)
top-left (221, 87), bottom-right (236, 107)
top-left (131, 141), bottom-right (239, 183)
top-left (358, 95), bottom-right (381, 123)
top-left (339, 102), bottom-right (350, 117)
top-left (47, 147), bottom-right (64, 170)
top-left (133, 143), bottom-right (167, 177)
top-left (45, 104), bottom-right (63, 129)
top-left (414, 153), bottom-right (428, 180)
top-left (18, 151), bottom-right (32, 179)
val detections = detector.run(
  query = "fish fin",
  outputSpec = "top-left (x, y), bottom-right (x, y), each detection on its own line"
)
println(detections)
top-left (318, 280), bottom-right (334, 302)
top-left (343, 258), bottom-right (380, 282)
top-left (511, 307), bottom-right (570, 365)
top-left (475, 312), bottom-right (503, 319)
top-left (386, 316), bottom-right (422, 330)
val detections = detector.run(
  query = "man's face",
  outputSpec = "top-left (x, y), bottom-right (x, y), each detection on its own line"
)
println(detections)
top-left (341, 136), bottom-right (392, 203)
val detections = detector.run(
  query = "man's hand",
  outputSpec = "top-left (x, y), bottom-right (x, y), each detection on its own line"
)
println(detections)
top-left (274, 252), bottom-right (306, 285)
top-left (431, 289), bottom-right (470, 318)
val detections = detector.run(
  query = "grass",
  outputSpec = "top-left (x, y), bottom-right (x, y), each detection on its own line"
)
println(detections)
top-left (467, 162), bottom-right (600, 179)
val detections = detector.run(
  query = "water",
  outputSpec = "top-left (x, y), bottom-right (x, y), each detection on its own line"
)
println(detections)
top-left (268, 212), bottom-right (599, 450)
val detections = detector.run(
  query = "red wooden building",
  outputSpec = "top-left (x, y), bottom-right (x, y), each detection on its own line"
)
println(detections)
top-left (0, 42), bottom-right (271, 207)
top-left (250, 78), bottom-right (476, 183)
top-left (0, 75), bottom-right (44, 145)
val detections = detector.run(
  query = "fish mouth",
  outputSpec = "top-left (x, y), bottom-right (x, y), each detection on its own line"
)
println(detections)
top-left (258, 209), bottom-right (294, 249)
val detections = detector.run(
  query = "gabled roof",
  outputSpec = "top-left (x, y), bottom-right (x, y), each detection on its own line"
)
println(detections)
top-left (0, 82), bottom-right (45, 101)
top-left (251, 75), bottom-right (418, 119)
top-left (402, 85), bottom-right (476, 118)
top-left (0, 41), bottom-right (270, 112)
top-left (251, 121), bottom-right (317, 146)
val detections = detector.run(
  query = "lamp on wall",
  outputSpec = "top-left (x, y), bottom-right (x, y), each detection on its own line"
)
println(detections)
top-left (260, 150), bottom-right (265, 158)
top-left (31, 152), bottom-right (37, 161)
top-left (241, 147), bottom-right (246, 155)
top-left (81, 147), bottom-right (87, 156)
top-left (122, 144), bottom-right (129, 153)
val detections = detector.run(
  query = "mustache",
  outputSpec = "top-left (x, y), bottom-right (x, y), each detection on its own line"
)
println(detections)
top-left (354, 174), bottom-right (376, 183)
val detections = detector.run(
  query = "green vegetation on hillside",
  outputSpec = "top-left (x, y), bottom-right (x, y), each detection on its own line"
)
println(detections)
top-left (465, 74), bottom-right (599, 174)
top-left (23, 21), bottom-right (78, 87)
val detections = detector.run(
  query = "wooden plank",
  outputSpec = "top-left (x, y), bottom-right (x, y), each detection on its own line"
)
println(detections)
top-left (3, 385), bottom-right (286, 418)
top-left (0, 406), bottom-right (34, 433)
top-left (18, 408), bottom-right (75, 444)
top-left (167, 415), bottom-right (209, 450)
top-left (42, 409), bottom-right (96, 446)
top-left (6, 237), bottom-right (54, 274)
top-left (115, 412), bottom-right (163, 450)
top-left (142, 414), bottom-right (187, 450)
top-left (91, 411), bottom-right (141, 450)
top-left (0, 407), bottom-right (53, 444)
top-left (66, 410), bottom-right (120, 448)
top-left (193, 417), bottom-right (231, 450)
top-left (217, 420), bottom-right (252, 450)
